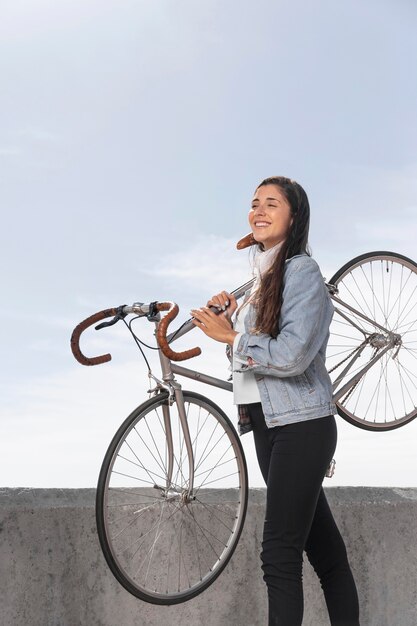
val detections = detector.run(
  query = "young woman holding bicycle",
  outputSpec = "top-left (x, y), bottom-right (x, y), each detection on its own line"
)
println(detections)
top-left (191, 176), bottom-right (360, 626)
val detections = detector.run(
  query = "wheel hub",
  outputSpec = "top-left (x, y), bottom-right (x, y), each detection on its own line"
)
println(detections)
top-left (368, 332), bottom-right (402, 350)
top-left (369, 333), bottom-right (391, 349)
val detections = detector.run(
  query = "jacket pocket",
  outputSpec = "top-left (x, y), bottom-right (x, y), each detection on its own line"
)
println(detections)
top-left (295, 371), bottom-right (318, 408)
top-left (302, 360), bottom-right (316, 390)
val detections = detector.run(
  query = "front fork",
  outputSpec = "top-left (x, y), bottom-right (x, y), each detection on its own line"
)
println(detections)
top-left (154, 321), bottom-right (195, 502)
top-left (159, 386), bottom-right (195, 501)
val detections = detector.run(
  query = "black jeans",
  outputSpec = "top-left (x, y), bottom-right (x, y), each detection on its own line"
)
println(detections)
top-left (248, 403), bottom-right (360, 626)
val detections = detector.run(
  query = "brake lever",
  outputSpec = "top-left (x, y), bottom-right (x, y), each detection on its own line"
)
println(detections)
top-left (95, 305), bottom-right (127, 331)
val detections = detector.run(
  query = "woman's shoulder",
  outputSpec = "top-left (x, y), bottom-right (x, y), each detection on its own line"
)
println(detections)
top-left (284, 253), bottom-right (321, 275)
top-left (282, 254), bottom-right (328, 300)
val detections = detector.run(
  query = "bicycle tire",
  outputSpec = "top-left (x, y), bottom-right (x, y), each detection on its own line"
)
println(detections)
top-left (96, 390), bottom-right (248, 604)
top-left (327, 250), bottom-right (417, 431)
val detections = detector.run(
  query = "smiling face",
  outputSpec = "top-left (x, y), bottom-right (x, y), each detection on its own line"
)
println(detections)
top-left (248, 184), bottom-right (293, 250)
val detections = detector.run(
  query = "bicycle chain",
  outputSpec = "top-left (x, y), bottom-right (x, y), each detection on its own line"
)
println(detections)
top-left (327, 340), bottom-right (368, 375)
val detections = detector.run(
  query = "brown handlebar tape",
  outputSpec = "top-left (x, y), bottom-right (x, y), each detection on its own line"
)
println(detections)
top-left (156, 302), bottom-right (201, 361)
top-left (70, 308), bottom-right (118, 366)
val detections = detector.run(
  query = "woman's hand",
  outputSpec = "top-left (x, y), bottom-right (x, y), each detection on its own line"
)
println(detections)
top-left (190, 305), bottom-right (238, 345)
top-left (206, 291), bottom-right (238, 319)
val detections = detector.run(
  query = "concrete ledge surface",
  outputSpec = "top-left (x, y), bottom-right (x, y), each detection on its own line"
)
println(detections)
top-left (1, 487), bottom-right (416, 626)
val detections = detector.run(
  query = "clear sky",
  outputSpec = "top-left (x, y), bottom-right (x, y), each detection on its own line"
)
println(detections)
top-left (1, 0), bottom-right (417, 487)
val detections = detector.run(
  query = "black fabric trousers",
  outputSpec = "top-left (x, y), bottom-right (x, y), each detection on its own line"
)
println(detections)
top-left (247, 403), bottom-right (360, 626)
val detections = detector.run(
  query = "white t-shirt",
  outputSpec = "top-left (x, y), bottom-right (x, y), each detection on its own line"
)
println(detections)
top-left (232, 241), bottom-right (284, 405)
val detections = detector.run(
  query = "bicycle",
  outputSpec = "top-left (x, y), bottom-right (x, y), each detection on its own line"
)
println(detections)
top-left (70, 250), bottom-right (417, 605)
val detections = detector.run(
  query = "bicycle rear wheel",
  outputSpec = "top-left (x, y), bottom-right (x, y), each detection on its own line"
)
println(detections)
top-left (96, 390), bottom-right (248, 604)
top-left (327, 251), bottom-right (417, 431)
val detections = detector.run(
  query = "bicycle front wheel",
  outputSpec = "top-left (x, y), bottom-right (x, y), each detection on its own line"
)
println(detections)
top-left (327, 251), bottom-right (417, 431)
top-left (96, 390), bottom-right (248, 605)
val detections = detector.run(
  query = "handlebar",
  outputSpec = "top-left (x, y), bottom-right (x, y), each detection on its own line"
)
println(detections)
top-left (71, 280), bottom-right (255, 367)
top-left (70, 307), bottom-right (120, 366)
top-left (70, 301), bottom-right (201, 366)
top-left (155, 302), bottom-right (202, 361)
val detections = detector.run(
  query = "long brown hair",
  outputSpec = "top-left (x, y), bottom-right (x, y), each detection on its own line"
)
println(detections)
top-left (253, 176), bottom-right (311, 336)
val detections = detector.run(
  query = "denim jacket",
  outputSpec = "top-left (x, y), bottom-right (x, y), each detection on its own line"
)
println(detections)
top-left (233, 253), bottom-right (336, 428)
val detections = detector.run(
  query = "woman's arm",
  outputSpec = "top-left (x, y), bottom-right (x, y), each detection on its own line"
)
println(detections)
top-left (190, 291), bottom-right (238, 346)
top-left (233, 256), bottom-right (333, 377)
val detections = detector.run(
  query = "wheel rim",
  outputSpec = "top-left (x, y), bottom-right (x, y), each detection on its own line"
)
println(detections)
top-left (100, 394), bottom-right (247, 601)
top-left (327, 253), bottom-right (417, 429)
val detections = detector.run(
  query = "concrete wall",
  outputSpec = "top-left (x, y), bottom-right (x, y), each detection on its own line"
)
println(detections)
top-left (1, 487), bottom-right (416, 626)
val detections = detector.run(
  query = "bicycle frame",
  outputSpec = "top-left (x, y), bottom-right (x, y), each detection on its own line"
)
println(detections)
top-left (150, 277), bottom-right (400, 498)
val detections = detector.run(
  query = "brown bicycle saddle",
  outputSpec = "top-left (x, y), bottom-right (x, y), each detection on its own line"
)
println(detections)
top-left (236, 232), bottom-right (257, 250)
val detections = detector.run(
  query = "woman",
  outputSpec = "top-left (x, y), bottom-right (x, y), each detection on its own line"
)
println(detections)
top-left (190, 176), bottom-right (360, 626)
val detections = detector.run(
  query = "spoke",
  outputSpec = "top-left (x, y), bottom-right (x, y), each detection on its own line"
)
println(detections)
top-left (393, 358), bottom-right (409, 417)
top-left (332, 309), bottom-right (372, 335)
top-left (154, 405), bottom-right (167, 438)
top-left (351, 268), bottom-right (387, 328)
top-left (342, 354), bottom-right (384, 422)
top-left (397, 317), bottom-right (417, 339)
top-left (358, 264), bottom-right (387, 328)
top-left (332, 316), bottom-right (369, 333)
top-left (193, 498), bottom-right (236, 533)
top-left (191, 408), bottom-right (212, 450)
top-left (402, 345), bottom-right (417, 364)
top-left (164, 519), bottom-right (175, 593)
top-left (188, 505), bottom-right (203, 582)
top-left (370, 261), bottom-right (376, 325)
top-left (194, 430), bottom-right (229, 475)
top-left (145, 500), bottom-right (163, 585)
top-left (106, 496), bottom-right (167, 524)
top-left (112, 470), bottom-right (155, 486)
top-left (351, 372), bottom-right (367, 416)
top-left (386, 260), bottom-right (394, 327)
top-left (397, 360), bottom-right (417, 387)
top-left (381, 353), bottom-right (396, 421)
top-left (135, 500), bottom-right (173, 581)
top-left (109, 499), bottom-right (163, 540)
top-left (193, 404), bottom-right (202, 482)
top-left (326, 346), bottom-right (362, 360)
top-left (379, 262), bottom-right (387, 328)
top-left (193, 422), bottom-right (221, 473)
top-left (143, 412), bottom-right (168, 477)
top-left (342, 274), bottom-right (373, 321)
top-left (183, 504), bottom-right (228, 555)
top-left (107, 487), bottom-right (161, 500)
top-left (396, 317), bottom-right (417, 333)
top-left (194, 443), bottom-right (235, 490)
top-left (393, 287), bottom-right (417, 332)
top-left (397, 263), bottom-right (404, 326)
top-left (177, 510), bottom-right (183, 591)
top-left (390, 276), bottom-right (417, 326)
top-left (194, 471), bottom-right (239, 491)
top-left (132, 425), bottom-right (167, 479)
top-left (372, 357), bottom-right (385, 423)
top-left (329, 331), bottom-right (363, 341)
top-left (117, 451), bottom-right (167, 485)
top-left (131, 501), bottom-right (182, 564)
top-left (194, 456), bottom-right (237, 481)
